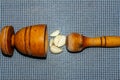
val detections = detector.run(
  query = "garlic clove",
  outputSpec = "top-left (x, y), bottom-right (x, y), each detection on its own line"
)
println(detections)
top-left (50, 30), bottom-right (60, 37)
top-left (57, 35), bottom-right (66, 47)
top-left (54, 35), bottom-right (66, 47)
top-left (50, 45), bottom-right (63, 54)
top-left (49, 38), bottom-right (54, 47)
top-left (54, 35), bottom-right (62, 47)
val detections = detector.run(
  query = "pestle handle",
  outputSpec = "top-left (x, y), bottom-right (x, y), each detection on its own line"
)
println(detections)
top-left (84, 36), bottom-right (120, 47)
top-left (66, 33), bottom-right (120, 52)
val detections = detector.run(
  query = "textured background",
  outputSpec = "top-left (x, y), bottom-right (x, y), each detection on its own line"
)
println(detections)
top-left (0, 0), bottom-right (120, 80)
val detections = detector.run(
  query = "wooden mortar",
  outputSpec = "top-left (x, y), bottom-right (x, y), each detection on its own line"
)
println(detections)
top-left (66, 33), bottom-right (120, 52)
top-left (0, 24), bottom-right (48, 58)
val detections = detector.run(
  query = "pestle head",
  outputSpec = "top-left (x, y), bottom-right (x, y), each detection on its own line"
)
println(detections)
top-left (66, 33), bottom-right (84, 52)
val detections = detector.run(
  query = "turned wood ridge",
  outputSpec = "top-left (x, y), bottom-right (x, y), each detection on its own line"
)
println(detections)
top-left (0, 24), bottom-right (120, 58)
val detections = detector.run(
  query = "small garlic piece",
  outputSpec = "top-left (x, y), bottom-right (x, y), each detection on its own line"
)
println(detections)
top-left (49, 38), bottom-right (54, 47)
top-left (54, 35), bottom-right (66, 47)
top-left (50, 30), bottom-right (60, 37)
top-left (50, 45), bottom-right (63, 54)
top-left (54, 35), bottom-right (62, 47)
top-left (57, 35), bottom-right (66, 47)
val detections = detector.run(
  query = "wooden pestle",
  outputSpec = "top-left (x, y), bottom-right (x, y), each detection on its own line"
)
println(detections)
top-left (0, 24), bottom-right (48, 57)
top-left (66, 33), bottom-right (120, 52)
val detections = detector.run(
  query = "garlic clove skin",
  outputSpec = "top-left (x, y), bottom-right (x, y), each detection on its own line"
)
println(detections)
top-left (50, 30), bottom-right (60, 37)
top-left (50, 45), bottom-right (63, 54)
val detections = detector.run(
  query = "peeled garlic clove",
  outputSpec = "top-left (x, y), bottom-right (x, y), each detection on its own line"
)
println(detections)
top-left (50, 45), bottom-right (63, 54)
top-left (50, 30), bottom-right (60, 37)
top-left (54, 35), bottom-right (66, 47)
top-left (54, 35), bottom-right (62, 47)
top-left (57, 35), bottom-right (66, 47)
top-left (49, 38), bottom-right (54, 47)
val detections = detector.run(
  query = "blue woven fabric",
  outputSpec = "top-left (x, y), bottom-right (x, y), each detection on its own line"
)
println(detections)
top-left (0, 0), bottom-right (120, 80)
